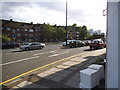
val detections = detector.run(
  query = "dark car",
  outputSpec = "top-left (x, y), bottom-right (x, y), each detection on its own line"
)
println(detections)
top-left (84, 40), bottom-right (91, 46)
top-left (69, 40), bottom-right (85, 48)
top-left (2, 42), bottom-right (20, 49)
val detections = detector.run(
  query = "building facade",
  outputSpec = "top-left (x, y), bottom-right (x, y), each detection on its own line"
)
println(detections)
top-left (1, 19), bottom-right (80, 43)
top-left (67, 26), bottom-right (80, 40)
top-left (1, 19), bottom-right (43, 43)
top-left (89, 29), bottom-right (94, 35)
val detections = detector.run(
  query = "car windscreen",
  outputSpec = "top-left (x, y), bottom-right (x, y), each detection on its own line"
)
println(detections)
top-left (92, 41), bottom-right (99, 43)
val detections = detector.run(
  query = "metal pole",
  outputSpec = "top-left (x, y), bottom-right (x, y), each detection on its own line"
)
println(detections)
top-left (66, 0), bottom-right (68, 46)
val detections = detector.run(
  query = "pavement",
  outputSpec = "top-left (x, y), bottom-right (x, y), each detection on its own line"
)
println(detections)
top-left (2, 48), bottom-right (106, 89)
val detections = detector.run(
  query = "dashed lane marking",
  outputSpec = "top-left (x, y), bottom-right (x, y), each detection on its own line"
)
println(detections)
top-left (0, 56), bottom-right (40, 66)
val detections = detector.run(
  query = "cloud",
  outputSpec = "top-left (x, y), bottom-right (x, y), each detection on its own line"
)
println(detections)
top-left (1, 0), bottom-right (107, 33)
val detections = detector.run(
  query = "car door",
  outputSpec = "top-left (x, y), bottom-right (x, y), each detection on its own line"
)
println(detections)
top-left (30, 43), bottom-right (37, 49)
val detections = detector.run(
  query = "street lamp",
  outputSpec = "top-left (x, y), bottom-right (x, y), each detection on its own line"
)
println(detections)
top-left (66, 0), bottom-right (68, 46)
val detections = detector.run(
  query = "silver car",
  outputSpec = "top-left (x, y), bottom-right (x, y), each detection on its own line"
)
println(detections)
top-left (20, 42), bottom-right (45, 51)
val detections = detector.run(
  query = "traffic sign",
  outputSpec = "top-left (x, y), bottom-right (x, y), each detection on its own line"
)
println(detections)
top-left (12, 34), bottom-right (16, 38)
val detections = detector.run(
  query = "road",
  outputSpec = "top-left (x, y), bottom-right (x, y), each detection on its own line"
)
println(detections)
top-left (1, 43), bottom-right (101, 82)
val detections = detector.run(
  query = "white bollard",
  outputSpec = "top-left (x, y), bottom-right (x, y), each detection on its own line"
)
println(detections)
top-left (88, 64), bottom-right (104, 80)
top-left (80, 68), bottom-right (100, 89)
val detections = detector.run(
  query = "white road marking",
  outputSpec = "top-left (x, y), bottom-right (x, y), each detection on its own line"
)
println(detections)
top-left (33, 50), bottom-right (56, 56)
top-left (59, 51), bottom-right (69, 55)
top-left (49, 51), bottom-right (56, 53)
top-left (49, 51), bottom-right (69, 57)
top-left (0, 56), bottom-right (39, 66)
top-left (33, 52), bottom-right (48, 56)
top-left (49, 54), bottom-right (59, 57)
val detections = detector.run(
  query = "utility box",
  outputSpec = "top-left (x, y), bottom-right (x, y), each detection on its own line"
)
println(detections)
top-left (88, 64), bottom-right (104, 80)
top-left (80, 68), bottom-right (100, 88)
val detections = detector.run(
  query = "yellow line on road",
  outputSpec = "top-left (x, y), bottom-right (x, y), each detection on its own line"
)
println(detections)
top-left (0, 53), bottom-right (84, 85)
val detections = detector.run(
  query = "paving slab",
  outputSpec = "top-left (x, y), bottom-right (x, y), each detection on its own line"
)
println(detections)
top-left (58, 70), bottom-right (73, 75)
top-left (10, 86), bottom-right (19, 89)
top-left (37, 68), bottom-right (62, 78)
top-left (23, 83), bottom-right (49, 88)
top-left (48, 68), bottom-right (62, 72)
top-left (56, 65), bottom-right (70, 69)
top-left (70, 73), bottom-right (80, 82)
top-left (37, 73), bottom-right (50, 78)
top-left (68, 66), bottom-right (78, 71)
top-left (70, 57), bottom-right (87, 62)
top-left (44, 74), bottom-right (56, 80)
top-left (44, 69), bottom-right (72, 81)
top-left (16, 81), bottom-right (32, 88)
top-left (65, 79), bottom-right (79, 88)
top-left (62, 61), bottom-right (80, 66)
top-left (70, 57), bottom-right (83, 61)
top-left (51, 76), bottom-right (64, 82)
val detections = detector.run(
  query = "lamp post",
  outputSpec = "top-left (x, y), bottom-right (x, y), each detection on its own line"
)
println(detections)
top-left (66, 0), bottom-right (68, 46)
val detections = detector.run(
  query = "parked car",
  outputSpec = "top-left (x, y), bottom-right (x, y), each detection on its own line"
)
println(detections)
top-left (20, 42), bottom-right (45, 51)
top-left (89, 39), bottom-right (106, 49)
top-left (62, 40), bottom-right (75, 46)
top-left (69, 40), bottom-right (85, 48)
top-left (2, 42), bottom-right (20, 49)
top-left (83, 40), bottom-right (91, 46)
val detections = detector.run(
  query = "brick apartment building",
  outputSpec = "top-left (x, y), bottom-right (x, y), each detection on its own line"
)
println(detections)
top-left (1, 19), bottom-right (44, 43)
top-left (67, 26), bottom-right (80, 40)
top-left (1, 19), bottom-right (80, 43)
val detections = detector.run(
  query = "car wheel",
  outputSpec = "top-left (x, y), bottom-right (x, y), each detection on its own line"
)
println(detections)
top-left (39, 46), bottom-right (42, 49)
top-left (25, 47), bottom-right (29, 51)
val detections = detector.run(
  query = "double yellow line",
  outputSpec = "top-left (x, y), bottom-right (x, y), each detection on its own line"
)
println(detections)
top-left (0, 53), bottom-right (83, 85)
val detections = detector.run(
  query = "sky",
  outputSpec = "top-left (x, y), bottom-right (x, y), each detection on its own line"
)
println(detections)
top-left (1, 0), bottom-right (107, 33)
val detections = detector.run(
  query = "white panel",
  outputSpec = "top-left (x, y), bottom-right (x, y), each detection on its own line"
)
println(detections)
top-left (80, 68), bottom-right (100, 88)
top-left (107, 2), bottom-right (118, 88)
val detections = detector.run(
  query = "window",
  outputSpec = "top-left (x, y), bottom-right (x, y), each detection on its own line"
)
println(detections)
top-left (35, 34), bottom-right (38, 36)
top-left (17, 34), bottom-right (21, 36)
top-left (17, 29), bottom-right (20, 31)
top-left (77, 35), bottom-right (79, 37)
top-left (24, 29), bottom-right (28, 31)
top-left (25, 34), bottom-right (28, 36)
top-left (29, 34), bottom-right (34, 37)
top-left (35, 29), bottom-right (38, 32)
top-left (6, 27), bottom-right (11, 30)
top-left (12, 29), bottom-right (15, 32)
top-left (29, 29), bottom-right (33, 32)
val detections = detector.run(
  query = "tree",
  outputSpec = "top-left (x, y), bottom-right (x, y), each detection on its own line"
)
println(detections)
top-left (1, 34), bottom-right (11, 43)
top-left (79, 25), bottom-right (89, 40)
top-left (56, 27), bottom-right (66, 41)
top-left (72, 23), bottom-right (77, 27)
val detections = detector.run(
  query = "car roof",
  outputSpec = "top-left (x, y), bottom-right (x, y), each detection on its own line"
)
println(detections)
top-left (92, 39), bottom-right (102, 41)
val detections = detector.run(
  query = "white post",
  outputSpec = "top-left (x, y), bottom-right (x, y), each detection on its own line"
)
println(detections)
top-left (107, 1), bottom-right (120, 88)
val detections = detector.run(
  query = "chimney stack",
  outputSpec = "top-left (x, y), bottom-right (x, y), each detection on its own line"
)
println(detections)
top-left (31, 22), bottom-right (33, 24)
top-left (10, 19), bottom-right (12, 21)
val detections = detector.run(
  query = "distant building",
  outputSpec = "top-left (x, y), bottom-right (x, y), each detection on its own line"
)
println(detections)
top-left (89, 29), bottom-right (94, 35)
top-left (94, 30), bottom-right (101, 35)
top-left (97, 30), bottom-right (101, 35)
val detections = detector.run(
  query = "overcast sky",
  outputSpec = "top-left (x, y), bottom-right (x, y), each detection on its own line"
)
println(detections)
top-left (1, 0), bottom-right (107, 33)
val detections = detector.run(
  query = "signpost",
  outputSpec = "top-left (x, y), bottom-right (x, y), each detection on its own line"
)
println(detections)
top-left (12, 34), bottom-right (16, 43)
